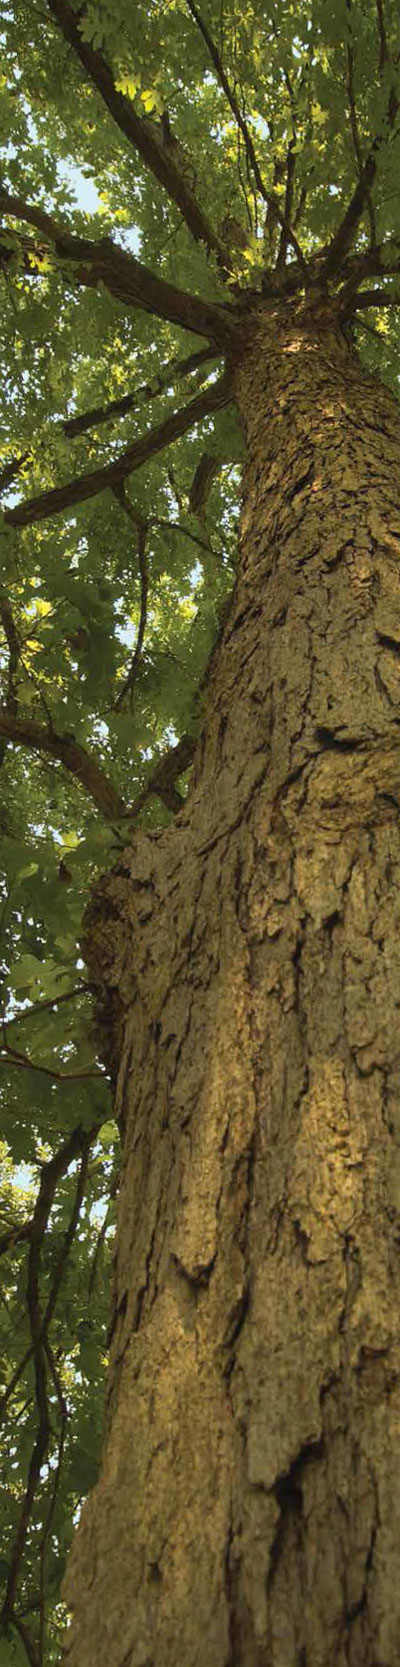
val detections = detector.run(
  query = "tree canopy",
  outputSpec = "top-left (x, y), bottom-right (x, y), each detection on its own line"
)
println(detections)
top-left (1, 0), bottom-right (400, 1659)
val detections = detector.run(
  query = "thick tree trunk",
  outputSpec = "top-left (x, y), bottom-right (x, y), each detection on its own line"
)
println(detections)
top-left (63, 297), bottom-right (400, 1667)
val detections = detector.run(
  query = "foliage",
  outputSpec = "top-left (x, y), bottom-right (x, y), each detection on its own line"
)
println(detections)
top-left (1, 0), bottom-right (400, 1657)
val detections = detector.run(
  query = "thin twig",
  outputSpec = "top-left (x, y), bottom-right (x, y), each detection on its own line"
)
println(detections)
top-left (0, 1043), bottom-right (105, 1082)
top-left (0, 589), bottom-right (21, 765)
top-left (0, 1219), bottom-right (32, 1257)
top-left (1, 984), bottom-right (90, 1032)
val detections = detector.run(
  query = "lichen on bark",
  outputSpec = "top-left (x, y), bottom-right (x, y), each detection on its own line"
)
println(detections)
top-left (63, 297), bottom-right (400, 1667)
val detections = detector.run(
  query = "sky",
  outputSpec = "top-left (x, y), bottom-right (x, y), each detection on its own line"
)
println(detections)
top-left (58, 158), bottom-right (141, 254)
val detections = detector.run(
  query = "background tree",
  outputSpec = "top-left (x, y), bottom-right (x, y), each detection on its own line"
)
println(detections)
top-left (1, 0), bottom-right (400, 1662)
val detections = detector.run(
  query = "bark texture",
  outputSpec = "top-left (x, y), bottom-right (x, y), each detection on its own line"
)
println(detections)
top-left (63, 297), bottom-right (400, 1667)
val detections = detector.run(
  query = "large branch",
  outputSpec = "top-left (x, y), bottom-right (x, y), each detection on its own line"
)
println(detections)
top-left (335, 240), bottom-right (400, 308)
top-left (321, 164), bottom-right (378, 282)
top-left (0, 711), bottom-right (126, 820)
top-left (45, 0), bottom-right (228, 264)
top-left (63, 345), bottom-right (217, 438)
top-left (5, 372), bottom-right (233, 529)
top-left (348, 286), bottom-right (400, 310)
top-left (0, 194), bottom-right (235, 346)
top-left (321, 75), bottom-right (398, 278)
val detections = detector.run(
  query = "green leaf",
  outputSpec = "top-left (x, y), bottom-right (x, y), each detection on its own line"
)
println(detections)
top-left (8, 955), bottom-right (71, 997)
top-left (98, 1119), bottom-right (118, 1149)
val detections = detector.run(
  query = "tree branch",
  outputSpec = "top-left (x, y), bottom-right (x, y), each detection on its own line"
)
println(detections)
top-left (0, 711), bottom-right (126, 820)
top-left (0, 588), bottom-right (21, 769)
top-left (348, 286), bottom-right (400, 309)
top-left (0, 1130), bottom-right (93, 1632)
top-left (0, 1126), bottom-right (96, 1426)
top-left (5, 371), bottom-right (233, 530)
top-left (0, 1044), bottom-right (105, 1081)
top-left (122, 731), bottom-right (196, 820)
top-left (0, 453), bottom-right (31, 496)
top-left (8, 1614), bottom-right (40, 1667)
top-left (0, 1219), bottom-right (32, 1258)
top-left (185, 0), bottom-right (309, 280)
top-left (320, 71), bottom-right (398, 278)
top-left (335, 239), bottom-right (400, 307)
top-left (376, 0), bottom-right (389, 70)
top-left (188, 451), bottom-right (219, 516)
top-left (0, 590), bottom-right (20, 711)
top-left (275, 138), bottom-right (297, 274)
top-left (0, 194), bottom-right (235, 346)
top-left (45, 0), bottom-right (228, 263)
top-left (186, 0), bottom-right (266, 193)
top-left (1, 985), bottom-right (90, 1032)
top-left (63, 345), bottom-right (216, 438)
top-left (345, 7), bottom-right (376, 246)
top-left (112, 488), bottom-right (148, 708)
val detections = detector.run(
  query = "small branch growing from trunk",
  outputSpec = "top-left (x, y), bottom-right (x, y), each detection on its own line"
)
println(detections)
top-left (123, 731), bottom-right (196, 821)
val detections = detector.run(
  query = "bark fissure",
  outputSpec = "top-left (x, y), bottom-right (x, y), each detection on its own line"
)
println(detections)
top-left (63, 295), bottom-right (400, 1667)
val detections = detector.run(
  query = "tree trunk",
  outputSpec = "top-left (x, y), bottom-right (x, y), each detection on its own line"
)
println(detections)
top-left (63, 297), bottom-right (400, 1667)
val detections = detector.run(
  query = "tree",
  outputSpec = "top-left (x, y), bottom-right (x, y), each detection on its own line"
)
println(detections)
top-left (2, 0), bottom-right (400, 1661)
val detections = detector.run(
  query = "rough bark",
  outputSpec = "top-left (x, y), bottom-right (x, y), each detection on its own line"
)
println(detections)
top-left (63, 295), bottom-right (400, 1667)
